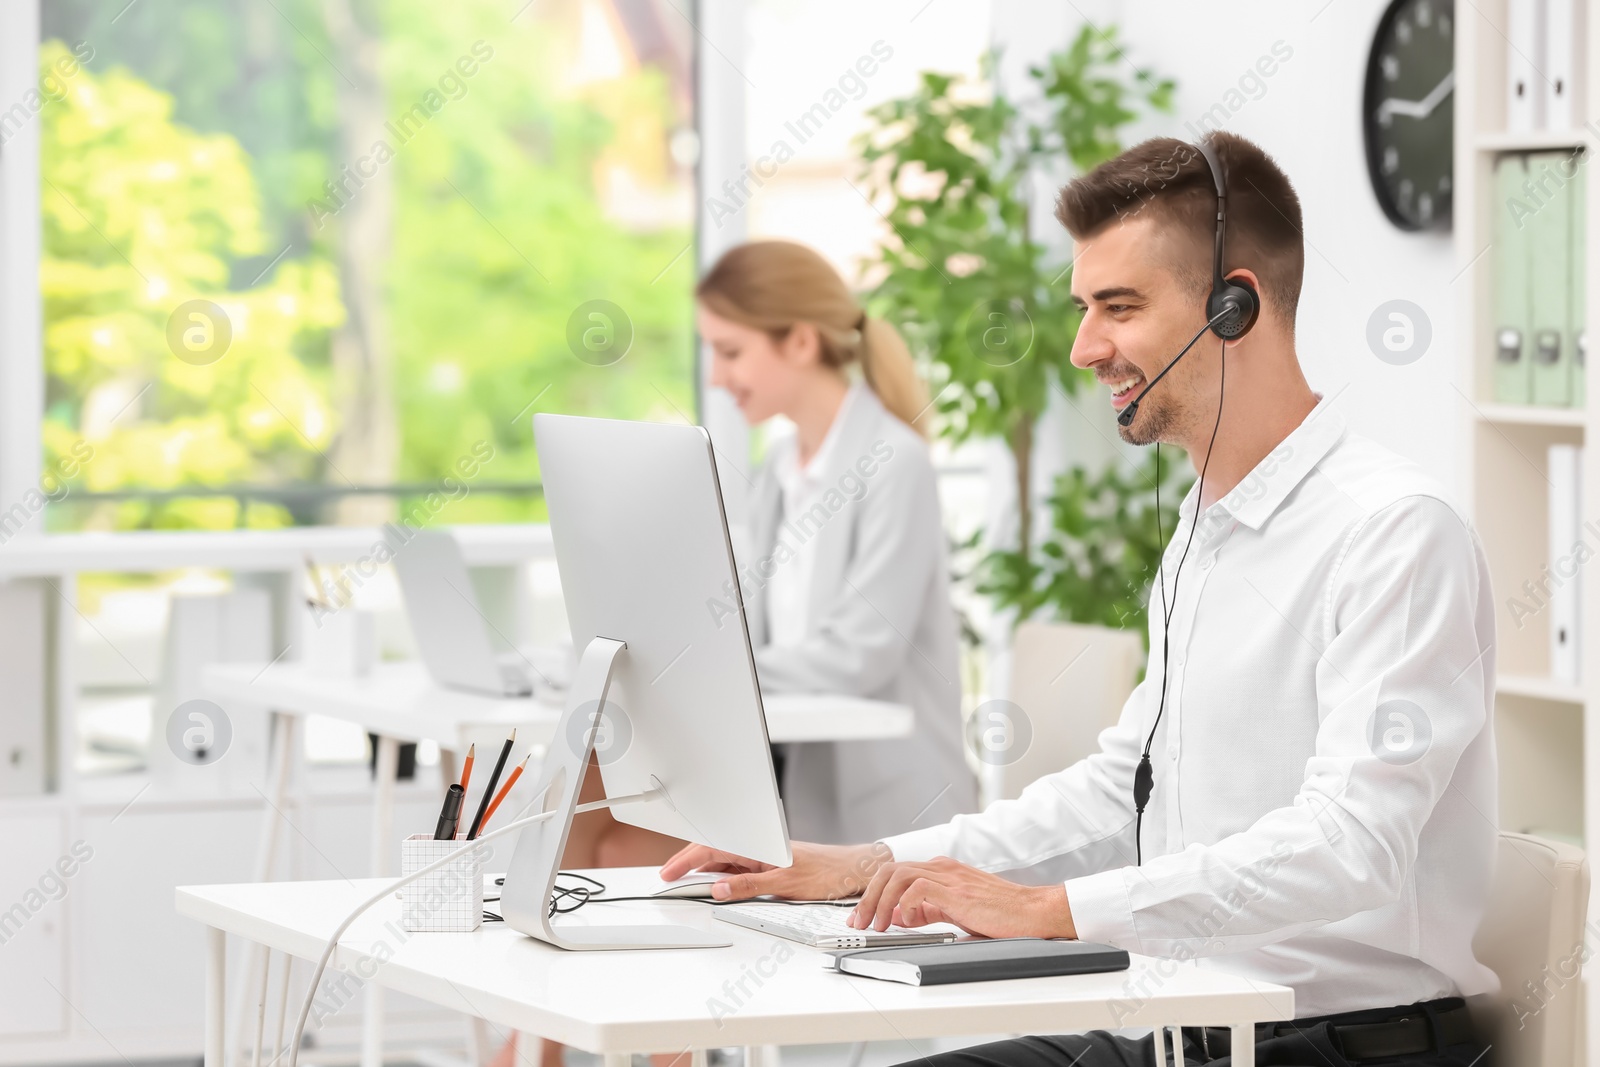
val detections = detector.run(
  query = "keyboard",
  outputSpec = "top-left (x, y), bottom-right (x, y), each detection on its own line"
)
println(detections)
top-left (714, 902), bottom-right (961, 949)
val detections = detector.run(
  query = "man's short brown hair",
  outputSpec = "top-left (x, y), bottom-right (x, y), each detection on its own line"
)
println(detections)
top-left (1055, 132), bottom-right (1304, 324)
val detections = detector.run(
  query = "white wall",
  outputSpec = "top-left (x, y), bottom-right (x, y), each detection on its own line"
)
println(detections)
top-left (993, 0), bottom-right (1466, 498)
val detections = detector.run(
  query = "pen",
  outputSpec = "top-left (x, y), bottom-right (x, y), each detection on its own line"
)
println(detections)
top-left (433, 783), bottom-right (465, 840)
top-left (477, 753), bottom-right (529, 833)
top-left (459, 742), bottom-right (475, 793)
top-left (465, 728), bottom-right (515, 840)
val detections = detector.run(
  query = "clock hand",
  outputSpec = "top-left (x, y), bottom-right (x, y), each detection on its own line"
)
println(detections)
top-left (1377, 70), bottom-right (1455, 123)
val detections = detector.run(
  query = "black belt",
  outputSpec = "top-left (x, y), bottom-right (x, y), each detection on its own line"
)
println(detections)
top-left (1200, 1001), bottom-right (1476, 1062)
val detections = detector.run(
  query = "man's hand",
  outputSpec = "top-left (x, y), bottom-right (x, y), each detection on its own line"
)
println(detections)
top-left (658, 840), bottom-right (891, 901)
top-left (848, 856), bottom-right (1077, 939)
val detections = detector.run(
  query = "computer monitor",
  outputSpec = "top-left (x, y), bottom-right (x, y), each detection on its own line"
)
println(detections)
top-left (499, 414), bottom-right (791, 950)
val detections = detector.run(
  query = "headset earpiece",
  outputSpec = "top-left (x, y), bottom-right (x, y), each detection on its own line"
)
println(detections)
top-left (1208, 277), bottom-right (1259, 340)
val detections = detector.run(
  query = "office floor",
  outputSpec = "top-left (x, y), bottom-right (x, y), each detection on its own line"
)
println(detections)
top-left (556, 1038), bottom-right (998, 1067)
top-left (50, 1036), bottom-right (996, 1067)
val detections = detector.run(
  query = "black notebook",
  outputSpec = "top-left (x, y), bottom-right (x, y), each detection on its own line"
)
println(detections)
top-left (826, 938), bottom-right (1129, 986)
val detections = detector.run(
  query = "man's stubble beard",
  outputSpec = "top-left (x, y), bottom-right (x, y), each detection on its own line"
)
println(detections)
top-left (1117, 390), bottom-right (1179, 447)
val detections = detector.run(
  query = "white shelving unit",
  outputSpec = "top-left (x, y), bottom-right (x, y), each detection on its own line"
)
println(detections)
top-left (1456, 4), bottom-right (1597, 1061)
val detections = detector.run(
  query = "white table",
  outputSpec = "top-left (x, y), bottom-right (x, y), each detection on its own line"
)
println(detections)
top-left (202, 660), bottom-right (915, 1067)
top-left (203, 658), bottom-right (914, 879)
top-left (202, 661), bottom-right (915, 752)
top-left (178, 868), bottom-right (1294, 1067)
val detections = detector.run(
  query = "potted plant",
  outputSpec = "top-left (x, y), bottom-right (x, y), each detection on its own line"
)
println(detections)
top-left (856, 27), bottom-right (1185, 640)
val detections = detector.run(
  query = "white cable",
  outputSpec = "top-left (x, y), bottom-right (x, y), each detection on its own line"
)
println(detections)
top-left (285, 787), bottom-right (661, 1067)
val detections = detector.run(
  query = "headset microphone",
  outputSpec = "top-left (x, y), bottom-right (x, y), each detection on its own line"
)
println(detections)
top-left (1116, 310), bottom-right (1232, 429)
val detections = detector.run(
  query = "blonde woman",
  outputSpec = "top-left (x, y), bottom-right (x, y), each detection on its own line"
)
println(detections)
top-left (693, 238), bottom-right (976, 842)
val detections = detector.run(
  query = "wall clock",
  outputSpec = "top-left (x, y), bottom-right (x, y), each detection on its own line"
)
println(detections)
top-left (1363, 0), bottom-right (1454, 230)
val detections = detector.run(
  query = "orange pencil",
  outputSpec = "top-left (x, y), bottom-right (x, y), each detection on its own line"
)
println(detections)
top-left (458, 743), bottom-right (475, 792)
top-left (478, 754), bottom-right (529, 832)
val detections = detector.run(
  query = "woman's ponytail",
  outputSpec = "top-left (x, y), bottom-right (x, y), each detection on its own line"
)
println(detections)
top-left (858, 314), bottom-right (930, 438)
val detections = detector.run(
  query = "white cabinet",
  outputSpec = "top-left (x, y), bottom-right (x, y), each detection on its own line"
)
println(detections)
top-left (0, 808), bottom-right (66, 1038)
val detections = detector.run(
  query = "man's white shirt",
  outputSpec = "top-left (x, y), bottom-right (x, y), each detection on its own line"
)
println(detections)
top-left (882, 396), bottom-right (1500, 1017)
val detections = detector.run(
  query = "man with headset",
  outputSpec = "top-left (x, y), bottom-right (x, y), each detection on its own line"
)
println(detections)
top-left (661, 131), bottom-right (1497, 1067)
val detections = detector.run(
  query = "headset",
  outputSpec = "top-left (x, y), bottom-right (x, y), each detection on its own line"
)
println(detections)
top-left (1116, 138), bottom-right (1260, 430)
top-left (1120, 137), bottom-right (1259, 865)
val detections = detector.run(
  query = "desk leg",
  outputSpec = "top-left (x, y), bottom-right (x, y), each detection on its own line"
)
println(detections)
top-left (602, 1055), bottom-right (631, 1067)
top-left (1230, 1025), bottom-right (1254, 1067)
top-left (207, 927), bottom-right (226, 1067)
top-left (371, 734), bottom-right (398, 874)
top-left (250, 950), bottom-right (271, 1067)
top-left (362, 735), bottom-right (400, 1067)
top-left (272, 954), bottom-right (293, 1067)
top-left (462, 1017), bottom-right (490, 1067)
top-left (232, 711), bottom-right (299, 1067)
top-left (746, 1045), bottom-right (781, 1067)
top-left (1166, 1026), bottom-right (1183, 1066)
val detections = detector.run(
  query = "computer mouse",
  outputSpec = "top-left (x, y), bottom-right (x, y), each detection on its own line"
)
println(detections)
top-left (651, 878), bottom-right (722, 899)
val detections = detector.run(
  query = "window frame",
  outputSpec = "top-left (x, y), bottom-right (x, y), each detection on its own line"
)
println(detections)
top-left (0, 0), bottom-right (44, 538)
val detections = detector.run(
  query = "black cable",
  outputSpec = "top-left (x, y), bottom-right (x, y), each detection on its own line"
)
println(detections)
top-left (489, 876), bottom-right (857, 921)
top-left (491, 872), bottom-right (858, 917)
top-left (548, 871), bottom-right (606, 916)
top-left (1135, 335), bottom-right (1226, 866)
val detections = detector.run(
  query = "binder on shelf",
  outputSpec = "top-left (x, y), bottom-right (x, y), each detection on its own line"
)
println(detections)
top-left (1547, 444), bottom-right (1581, 683)
top-left (1493, 153), bottom-right (1533, 403)
top-left (1571, 160), bottom-right (1587, 406)
top-left (1507, 0), bottom-right (1547, 133)
top-left (1529, 152), bottom-right (1574, 406)
top-left (1543, 0), bottom-right (1582, 130)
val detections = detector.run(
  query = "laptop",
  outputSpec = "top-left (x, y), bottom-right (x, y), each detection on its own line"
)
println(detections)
top-left (388, 527), bottom-right (536, 697)
top-left (714, 902), bottom-right (961, 949)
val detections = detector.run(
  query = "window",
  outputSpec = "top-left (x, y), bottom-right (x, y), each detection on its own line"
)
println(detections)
top-left (735, 1), bottom-right (996, 690)
top-left (34, 0), bottom-right (697, 533)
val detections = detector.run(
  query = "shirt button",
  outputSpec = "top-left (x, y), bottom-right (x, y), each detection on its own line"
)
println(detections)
top-left (1200, 556), bottom-right (1214, 570)
top-left (1175, 656), bottom-right (1185, 668)
top-left (1167, 745), bottom-right (1178, 760)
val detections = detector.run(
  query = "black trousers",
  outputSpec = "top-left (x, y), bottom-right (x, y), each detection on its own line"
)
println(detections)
top-left (908, 997), bottom-right (1490, 1067)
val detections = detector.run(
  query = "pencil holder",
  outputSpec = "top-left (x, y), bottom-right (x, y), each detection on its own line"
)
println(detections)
top-left (399, 835), bottom-right (485, 932)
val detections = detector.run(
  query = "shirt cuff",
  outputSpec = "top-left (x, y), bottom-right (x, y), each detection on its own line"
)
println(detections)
top-left (878, 824), bottom-right (958, 863)
top-left (1063, 866), bottom-right (1139, 948)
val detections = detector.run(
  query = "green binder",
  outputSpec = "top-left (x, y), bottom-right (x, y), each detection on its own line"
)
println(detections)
top-left (1571, 154), bottom-right (1587, 408)
top-left (1493, 153), bottom-right (1533, 404)
top-left (1529, 152), bottom-right (1574, 406)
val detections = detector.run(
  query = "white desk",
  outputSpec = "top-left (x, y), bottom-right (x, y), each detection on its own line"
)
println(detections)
top-left (202, 661), bottom-right (916, 1067)
top-left (202, 659), bottom-right (914, 878)
top-left (178, 868), bottom-right (1294, 1067)
top-left (202, 661), bottom-right (915, 750)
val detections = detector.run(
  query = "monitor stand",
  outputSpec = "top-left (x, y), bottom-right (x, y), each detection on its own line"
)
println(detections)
top-left (498, 636), bottom-right (732, 950)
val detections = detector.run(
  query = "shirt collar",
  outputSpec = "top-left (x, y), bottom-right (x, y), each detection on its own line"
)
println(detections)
top-left (1179, 393), bottom-right (1348, 533)
top-left (774, 383), bottom-right (863, 491)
